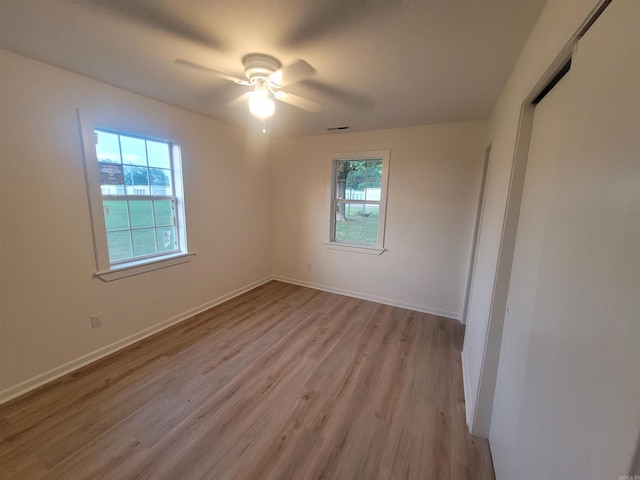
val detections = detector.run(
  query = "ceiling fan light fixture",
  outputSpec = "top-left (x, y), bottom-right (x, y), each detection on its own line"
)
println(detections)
top-left (176, 53), bottom-right (320, 124)
top-left (248, 89), bottom-right (275, 119)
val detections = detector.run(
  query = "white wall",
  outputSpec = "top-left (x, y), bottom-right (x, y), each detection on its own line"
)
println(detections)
top-left (270, 122), bottom-right (488, 319)
top-left (0, 50), bottom-right (272, 400)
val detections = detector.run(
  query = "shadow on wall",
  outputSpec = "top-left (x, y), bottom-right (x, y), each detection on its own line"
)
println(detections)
top-left (630, 429), bottom-right (640, 476)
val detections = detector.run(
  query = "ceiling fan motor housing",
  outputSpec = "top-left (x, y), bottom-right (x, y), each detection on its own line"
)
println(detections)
top-left (242, 53), bottom-right (281, 81)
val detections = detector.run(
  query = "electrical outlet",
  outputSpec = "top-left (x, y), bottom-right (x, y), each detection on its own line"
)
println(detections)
top-left (90, 314), bottom-right (103, 328)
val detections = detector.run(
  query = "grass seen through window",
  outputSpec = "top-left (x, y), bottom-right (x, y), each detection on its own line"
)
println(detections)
top-left (334, 204), bottom-right (380, 244)
top-left (104, 199), bottom-right (177, 262)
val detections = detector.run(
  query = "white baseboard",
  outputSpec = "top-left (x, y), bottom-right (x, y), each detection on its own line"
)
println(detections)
top-left (273, 275), bottom-right (460, 321)
top-left (461, 348), bottom-right (474, 429)
top-left (0, 276), bottom-right (272, 405)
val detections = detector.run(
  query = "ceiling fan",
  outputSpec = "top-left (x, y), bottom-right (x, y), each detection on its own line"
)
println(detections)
top-left (175, 54), bottom-right (321, 131)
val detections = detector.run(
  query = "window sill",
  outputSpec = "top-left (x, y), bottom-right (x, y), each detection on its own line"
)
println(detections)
top-left (94, 252), bottom-right (195, 282)
top-left (323, 242), bottom-right (387, 255)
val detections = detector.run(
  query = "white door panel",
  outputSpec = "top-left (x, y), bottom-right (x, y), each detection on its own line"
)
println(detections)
top-left (490, 0), bottom-right (640, 478)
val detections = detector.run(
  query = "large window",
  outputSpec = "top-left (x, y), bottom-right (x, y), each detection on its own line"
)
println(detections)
top-left (95, 129), bottom-right (180, 263)
top-left (78, 111), bottom-right (191, 281)
top-left (328, 150), bottom-right (390, 254)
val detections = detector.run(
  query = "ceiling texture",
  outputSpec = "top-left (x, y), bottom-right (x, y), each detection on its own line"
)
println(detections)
top-left (0, 0), bottom-right (546, 137)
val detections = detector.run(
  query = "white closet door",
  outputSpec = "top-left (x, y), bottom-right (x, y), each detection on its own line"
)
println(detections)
top-left (490, 0), bottom-right (640, 478)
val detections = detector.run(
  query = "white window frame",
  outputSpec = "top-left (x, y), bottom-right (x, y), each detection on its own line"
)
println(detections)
top-left (77, 110), bottom-right (193, 281)
top-left (325, 150), bottom-right (390, 255)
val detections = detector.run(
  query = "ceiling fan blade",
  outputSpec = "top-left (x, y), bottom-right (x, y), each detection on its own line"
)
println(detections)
top-left (175, 59), bottom-right (250, 85)
top-left (195, 82), bottom-right (249, 109)
top-left (228, 92), bottom-right (252, 108)
top-left (274, 91), bottom-right (322, 113)
top-left (269, 59), bottom-right (316, 87)
top-left (79, 0), bottom-right (225, 50)
top-left (281, 0), bottom-right (401, 46)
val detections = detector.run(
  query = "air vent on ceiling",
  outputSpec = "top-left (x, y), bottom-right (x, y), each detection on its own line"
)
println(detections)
top-left (326, 125), bottom-right (350, 131)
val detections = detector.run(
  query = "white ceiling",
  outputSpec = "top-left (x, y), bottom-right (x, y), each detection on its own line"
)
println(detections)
top-left (0, 0), bottom-right (546, 137)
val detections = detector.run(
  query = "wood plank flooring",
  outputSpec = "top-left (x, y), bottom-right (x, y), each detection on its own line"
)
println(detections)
top-left (0, 281), bottom-right (495, 480)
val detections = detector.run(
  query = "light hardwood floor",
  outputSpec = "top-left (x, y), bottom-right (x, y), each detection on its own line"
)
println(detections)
top-left (0, 281), bottom-right (495, 480)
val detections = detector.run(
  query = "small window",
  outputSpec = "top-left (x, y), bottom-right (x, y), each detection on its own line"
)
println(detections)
top-left (327, 150), bottom-right (390, 255)
top-left (78, 111), bottom-right (192, 281)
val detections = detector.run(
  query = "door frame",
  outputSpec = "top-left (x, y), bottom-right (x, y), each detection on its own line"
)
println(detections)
top-left (462, 145), bottom-right (492, 326)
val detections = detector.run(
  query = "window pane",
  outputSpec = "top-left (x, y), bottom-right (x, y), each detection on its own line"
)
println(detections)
top-left (344, 202), bottom-right (357, 220)
top-left (149, 168), bottom-right (173, 195)
top-left (107, 230), bottom-right (132, 262)
top-left (120, 136), bottom-right (147, 166)
top-left (153, 199), bottom-right (174, 226)
top-left (334, 202), bottom-right (379, 244)
top-left (124, 165), bottom-right (150, 195)
top-left (336, 179), bottom-right (347, 199)
top-left (156, 227), bottom-right (177, 253)
top-left (147, 140), bottom-right (171, 169)
top-left (99, 162), bottom-right (125, 195)
top-left (332, 156), bottom-right (385, 247)
top-left (334, 201), bottom-right (352, 241)
top-left (364, 186), bottom-right (381, 202)
top-left (129, 200), bottom-right (154, 228)
top-left (336, 161), bottom-right (348, 199)
top-left (101, 184), bottom-right (125, 195)
top-left (103, 200), bottom-right (130, 231)
top-left (346, 161), bottom-right (359, 192)
top-left (334, 219), bottom-right (351, 242)
top-left (95, 130), bottom-right (121, 163)
top-left (362, 204), bottom-right (379, 244)
top-left (132, 228), bottom-right (157, 257)
top-left (346, 159), bottom-right (382, 195)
